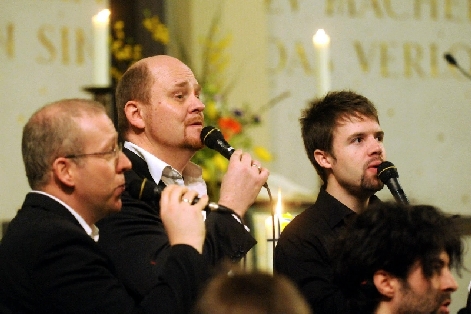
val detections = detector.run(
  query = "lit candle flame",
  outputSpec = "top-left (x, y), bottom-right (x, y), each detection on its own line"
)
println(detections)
top-left (312, 29), bottom-right (330, 46)
top-left (93, 9), bottom-right (111, 23)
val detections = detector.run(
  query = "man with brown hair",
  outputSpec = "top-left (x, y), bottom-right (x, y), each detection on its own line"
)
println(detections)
top-left (275, 90), bottom-right (386, 313)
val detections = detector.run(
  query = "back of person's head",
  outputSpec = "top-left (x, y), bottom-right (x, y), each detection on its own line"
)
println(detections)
top-left (22, 98), bottom-right (106, 190)
top-left (332, 201), bottom-right (463, 313)
top-left (300, 90), bottom-right (379, 183)
top-left (193, 270), bottom-right (312, 314)
top-left (115, 57), bottom-right (155, 137)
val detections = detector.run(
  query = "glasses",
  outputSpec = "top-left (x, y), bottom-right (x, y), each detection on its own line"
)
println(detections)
top-left (65, 142), bottom-right (123, 161)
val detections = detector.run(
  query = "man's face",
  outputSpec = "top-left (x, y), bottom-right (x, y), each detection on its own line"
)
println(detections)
top-left (397, 252), bottom-right (458, 314)
top-left (74, 113), bottom-right (132, 219)
top-left (324, 115), bottom-right (385, 196)
top-left (143, 57), bottom-right (205, 153)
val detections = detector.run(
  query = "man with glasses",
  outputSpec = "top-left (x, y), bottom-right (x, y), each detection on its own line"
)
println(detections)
top-left (0, 98), bottom-right (211, 313)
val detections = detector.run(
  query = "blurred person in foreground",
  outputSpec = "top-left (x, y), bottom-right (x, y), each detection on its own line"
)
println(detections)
top-left (275, 90), bottom-right (386, 313)
top-left (193, 267), bottom-right (312, 314)
top-left (97, 55), bottom-right (269, 299)
top-left (333, 202), bottom-right (463, 314)
top-left (0, 98), bottom-right (209, 313)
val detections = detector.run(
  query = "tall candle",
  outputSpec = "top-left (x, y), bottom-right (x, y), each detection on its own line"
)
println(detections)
top-left (265, 189), bottom-right (293, 272)
top-left (312, 29), bottom-right (331, 97)
top-left (92, 9), bottom-right (111, 86)
top-left (265, 211), bottom-right (278, 273)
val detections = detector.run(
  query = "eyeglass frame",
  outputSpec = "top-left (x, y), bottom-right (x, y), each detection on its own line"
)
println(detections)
top-left (64, 142), bottom-right (123, 161)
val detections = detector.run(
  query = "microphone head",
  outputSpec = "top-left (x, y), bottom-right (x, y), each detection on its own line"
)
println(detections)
top-left (377, 161), bottom-right (399, 184)
top-left (200, 126), bottom-right (228, 149)
top-left (444, 53), bottom-right (457, 66)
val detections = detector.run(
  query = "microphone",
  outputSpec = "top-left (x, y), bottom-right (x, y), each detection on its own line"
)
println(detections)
top-left (127, 177), bottom-right (238, 216)
top-left (377, 161), bottom-right (409, 204)
top-left (444, 53), bottom-right (471, 80)
top-left (200, 126), bottom-right (235, 159)
top-left (200, 126), bottom-right (268, 189)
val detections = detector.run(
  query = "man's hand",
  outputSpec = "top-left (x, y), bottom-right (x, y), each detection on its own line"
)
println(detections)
top-left (218, 150), bottom-right (270, 218)
top-left (160, 185), bottom-right (208, 253)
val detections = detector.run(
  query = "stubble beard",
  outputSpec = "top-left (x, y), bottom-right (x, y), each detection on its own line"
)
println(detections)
top-left (397, 282), bottom-right (445, 314)
top-left (182, 132), bottom-right (204, 151)
top-left (360, 171), bottom-right (384, 193)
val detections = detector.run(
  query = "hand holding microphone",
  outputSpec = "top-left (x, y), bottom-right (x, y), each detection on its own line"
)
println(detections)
top-left (127, 177), bottom-right (243, 218)
top-left (159, 184), bottom-right (206, 253)
top-left (201, 126), bottom-right (270, 217)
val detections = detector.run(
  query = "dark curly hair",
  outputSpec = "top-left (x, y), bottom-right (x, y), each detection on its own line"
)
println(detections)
top-left (332, 202), bottom-right (463, 313)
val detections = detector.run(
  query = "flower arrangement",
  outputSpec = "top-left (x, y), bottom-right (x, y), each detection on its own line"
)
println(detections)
top-left (184, 15), bottom-right (290, 199)
top-left (110, 9), bottom-right (168, 82)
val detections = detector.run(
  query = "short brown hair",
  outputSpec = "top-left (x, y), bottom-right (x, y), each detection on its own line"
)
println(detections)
top-left (300, 90), bottom-right (379, 184)
top-left (115, 61), bottom-right (153, 137)
top-left (22, 99), bottom-right (106, 189)
top-left (193, 271), bottom-right (311, 314)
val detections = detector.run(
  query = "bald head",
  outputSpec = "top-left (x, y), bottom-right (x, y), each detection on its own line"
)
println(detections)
top-left (115, 55), bottom-right (198, 137)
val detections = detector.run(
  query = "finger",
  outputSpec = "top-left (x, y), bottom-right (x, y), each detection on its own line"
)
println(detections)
top-left (251, 163), bottom-right (262, 174)
top-left (181, 190), bottom-right (199, 204)
top-left (230, 149), bottom-right (244, 161)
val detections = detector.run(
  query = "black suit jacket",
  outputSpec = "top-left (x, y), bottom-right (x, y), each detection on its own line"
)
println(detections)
top-left (97, 148), bottom-right (257, 298)
top-left (0, 193), bottom-right (207, 314)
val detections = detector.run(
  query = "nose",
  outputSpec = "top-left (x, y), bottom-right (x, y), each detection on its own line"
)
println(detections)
top-left (190, 95), bottom-right (205, 113)
top-left (368, 137), bottom-right (384, 157)
top-left (116, 151), bottom-right (132, 172)
top-left (441, 268), bottom-right (458, 292)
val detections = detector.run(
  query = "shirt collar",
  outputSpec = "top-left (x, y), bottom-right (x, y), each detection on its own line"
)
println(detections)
top-left (124, 141), bottom-right (207, 196)
top-left (31, 190), bottom-right (100, 242)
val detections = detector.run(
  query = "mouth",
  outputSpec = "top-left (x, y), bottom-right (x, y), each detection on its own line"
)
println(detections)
top-left (439, 299), bottom-right (451, 314)
top-left (117, 183), bottom-right (126, 194)
top-left (186, 116), bottom-right (204, 127)
top-left (366, 159), bottom-right (383, 174)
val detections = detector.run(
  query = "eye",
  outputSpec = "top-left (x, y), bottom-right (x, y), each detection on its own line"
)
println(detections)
top-left (352, 137), bottom-right (363, 143)
top-left (376, 134), bottom-right (384, 142)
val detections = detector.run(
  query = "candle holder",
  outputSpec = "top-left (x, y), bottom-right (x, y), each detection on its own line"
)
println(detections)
top-left (83, 85), bottom-right (116, 126)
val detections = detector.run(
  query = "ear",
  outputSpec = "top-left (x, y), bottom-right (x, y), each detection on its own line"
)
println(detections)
top-left (373, 270), bottom-right (396, 298)
top-left (52, 157), bottom-right (76, 188)
top-left (124, 101), bottom-right (146, 130)
top-left (314, 149), bottom-right (333, 169)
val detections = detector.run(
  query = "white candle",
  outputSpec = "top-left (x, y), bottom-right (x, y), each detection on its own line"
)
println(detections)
top-left (92, 9), bottom-right (111, 86)
top-left (265, 213), bottom-right (278, 273)
top-left (313, 29), bottom-right (331, 97)
top-left (265, 189), bottom-right (284, 273)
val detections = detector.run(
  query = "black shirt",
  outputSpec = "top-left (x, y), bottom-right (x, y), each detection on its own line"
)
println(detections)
top-left (274, 188), bottom-right (380, 314)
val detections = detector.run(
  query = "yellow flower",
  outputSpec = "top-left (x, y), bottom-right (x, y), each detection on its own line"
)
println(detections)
top-left (253, 146), bottom-right (273, 162)
top-left (213, 154), bottom-right (228, 172)
top-left (205, 100), bottom-right (219, 120)
top-left (201, 167), bottom-right (211, 181)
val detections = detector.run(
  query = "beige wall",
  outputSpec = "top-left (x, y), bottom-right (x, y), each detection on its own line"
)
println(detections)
top-left (0, 0), bottom-right (109, 220)
top-left (166, 0), bottom-right (272, 165)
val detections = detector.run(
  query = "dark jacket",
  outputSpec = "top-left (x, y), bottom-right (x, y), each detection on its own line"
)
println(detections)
top-left (0, 192), bottom-right (207, 313)
top-left (97, 148), bottom-right (257, 298)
